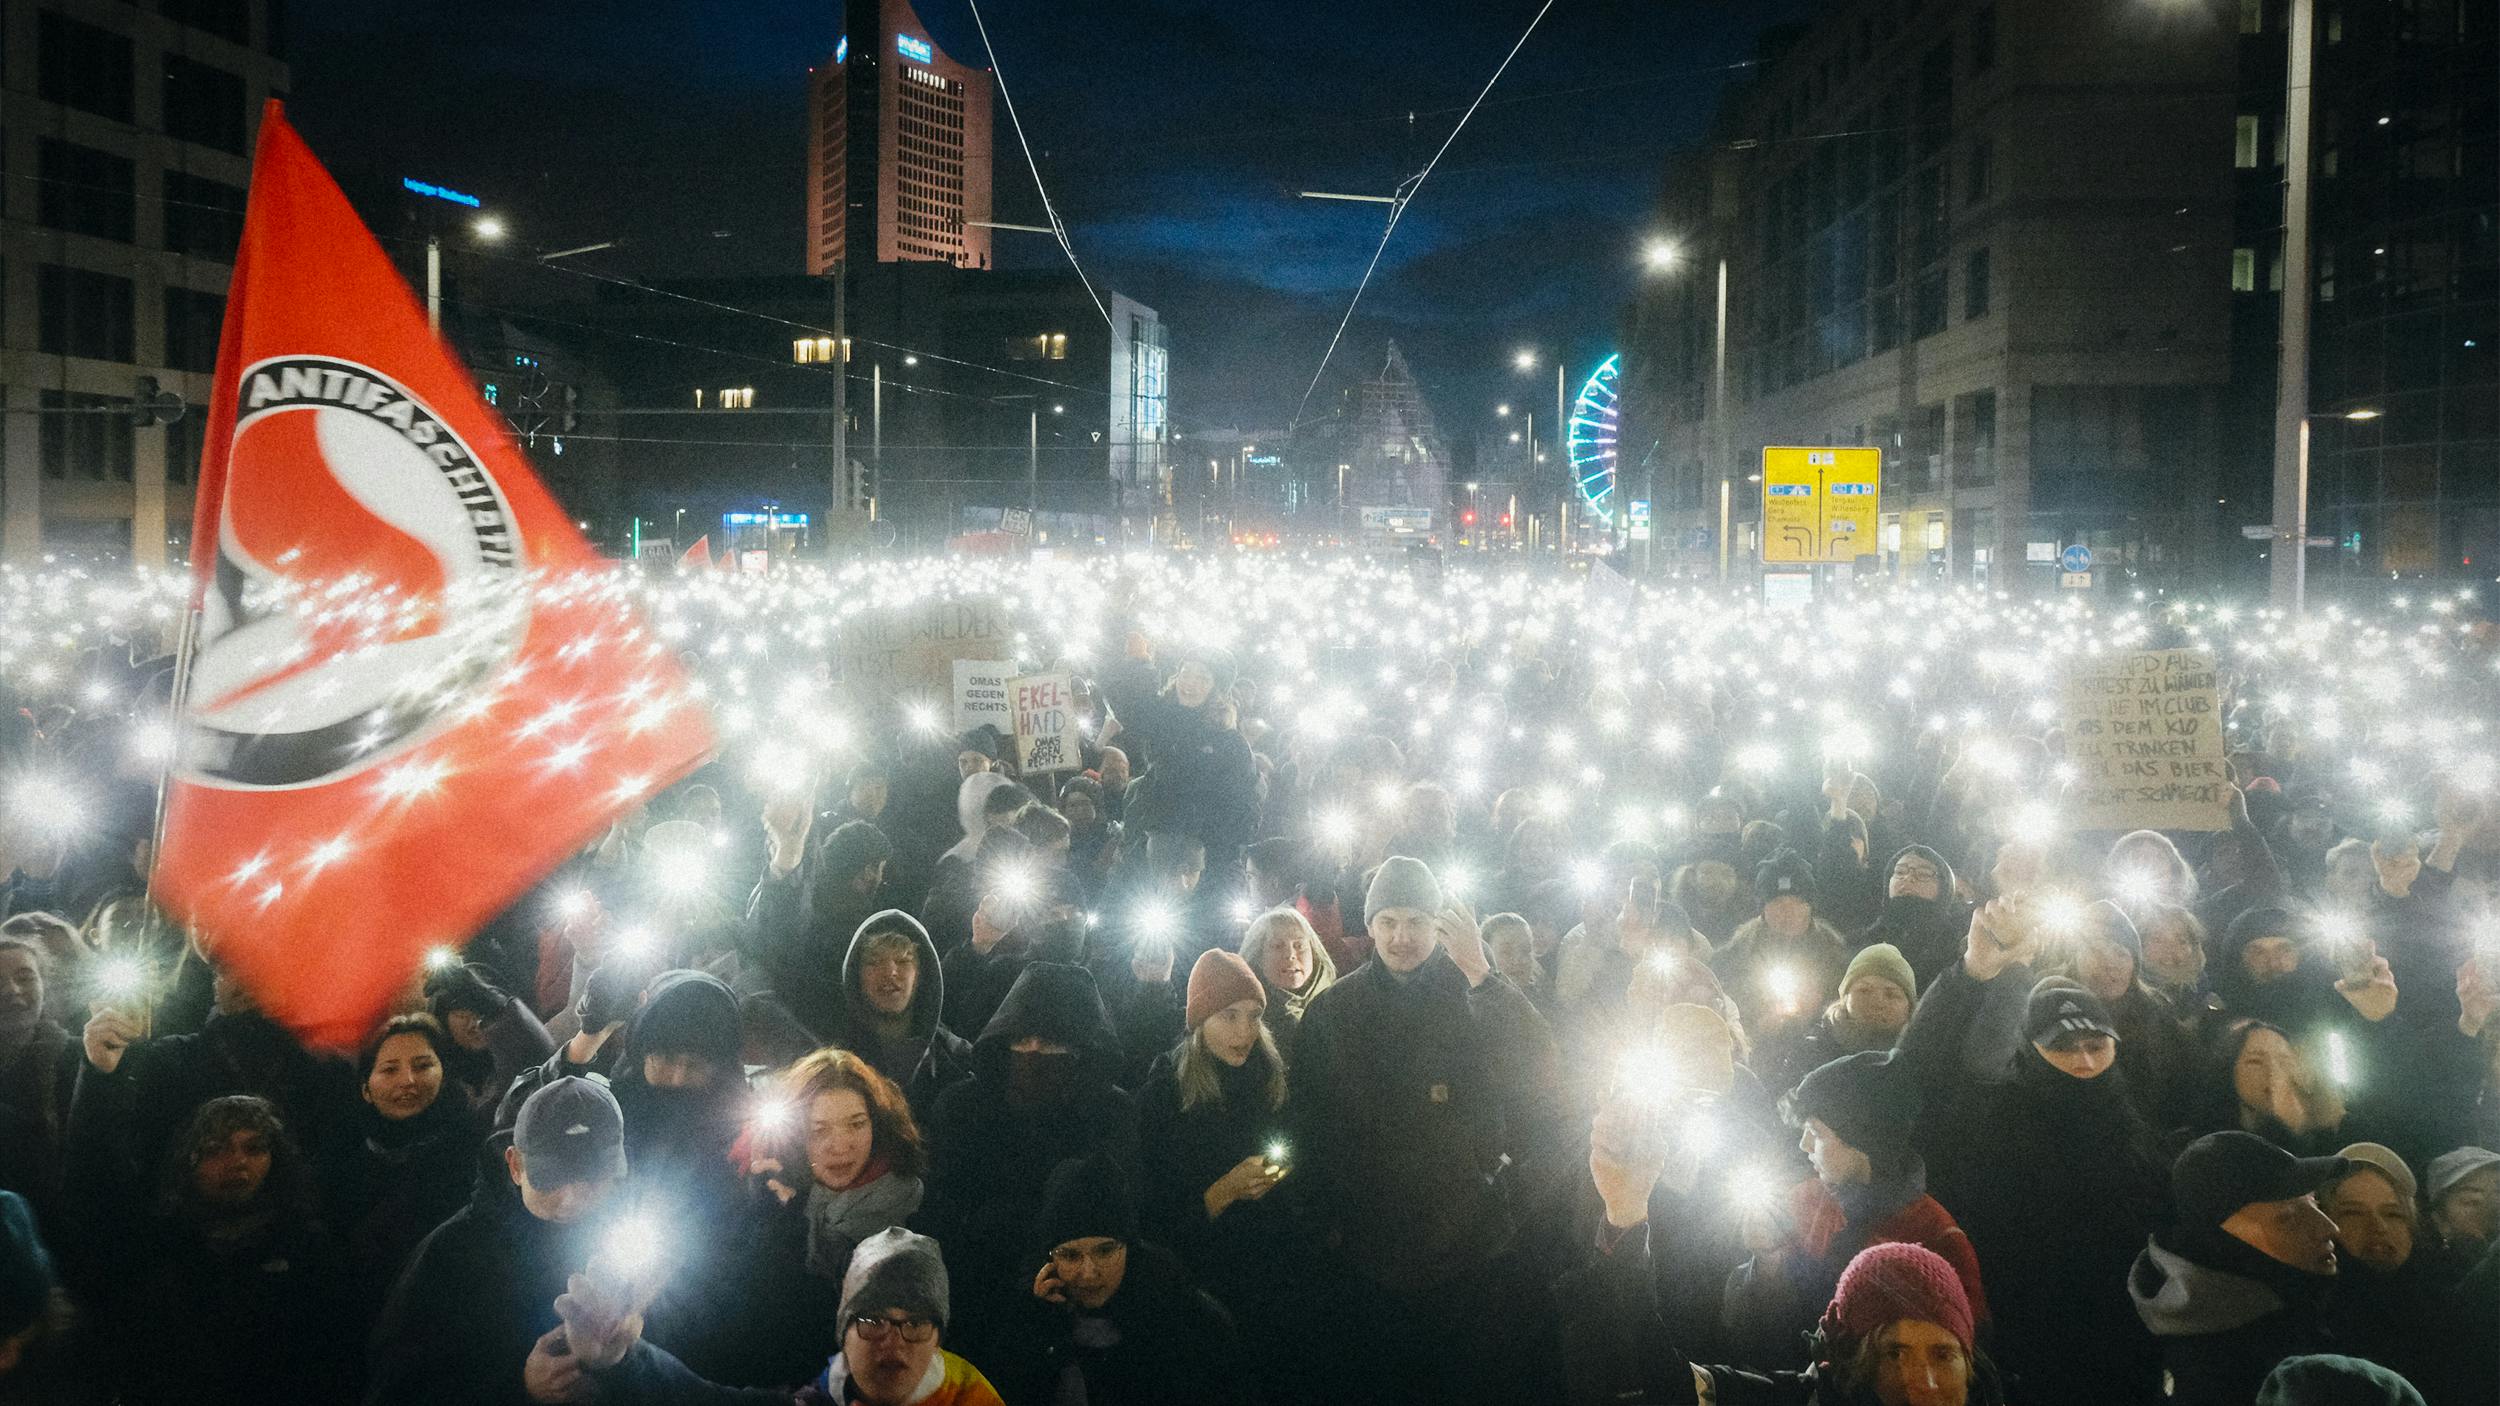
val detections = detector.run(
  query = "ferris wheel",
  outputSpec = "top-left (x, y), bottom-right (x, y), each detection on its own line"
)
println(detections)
top-left (1566, 354), bottom-right (1621, 511)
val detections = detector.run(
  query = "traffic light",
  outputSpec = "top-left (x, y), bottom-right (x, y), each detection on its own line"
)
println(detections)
top-left (558, 384), bottom-right (580, 433)
top-left (844, 457), bottom-right (874, 512)
top-left (1461, 509), bottom-right (1477, 526)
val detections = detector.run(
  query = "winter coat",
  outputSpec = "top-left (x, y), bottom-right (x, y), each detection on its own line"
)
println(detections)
top-left (366, 1147), bottom-right (608, 1406)
top-left (1899, 960), bottom-right (2167, 1406)
top-left (1560, 1218), bottom-right (2011, 1406)
top-left (1132, 1046), bottom-right (1300, 1311)
top-left (1286, 950), bottom-right (1558, 1291)
top-left (2322, 1255), bottom-right (2492, 1406)
top-left (1852, 892), bottom-right (1969, 998)
top-left (805, 912), bottom-right (972, 1115)
top-left (64, 1011), bottom-right (355, 1206)
top-left (1722, 1168), bottom-right (1989, 1371)
top-left (983, 1241), bottom-right (1256, 1406)
top-left (743, 865), bottom-right (882, 1041)
top-left (2108, 981), bottom-right (2201, 1131)
top-left (2128, 1232), bottom-right (2336, 1406)
top-left (694, 1169), bottom-right (924, 1388)
top-left (939, 936), bottom-right (1032, 1045)
top-left (586, 1340), bottom-right (1006, 1406)
top-left (323, 1094), bottom-right (486, 1320)
top-left (100, 1203), bottom-right (354, 1406)
top-left (0, 1020), bottom-right (75, 1216)
top-left (921, 963), bottom-right (1138, 1321)
top-left (1712, 917), bottom-right (1853, 1080)
top-left (1099, 660), bottom-right (1258, 863)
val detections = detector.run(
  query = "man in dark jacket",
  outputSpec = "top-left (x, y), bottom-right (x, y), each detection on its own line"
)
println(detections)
top-left (2129, 1131), bottom-right (2349, 1406)
top-left (818, 910), bottom-right (971, 1114)
top-left (1288, 855), bottom-right (1559, 1405)
top-left (747, 819), bottom-right (892, 1039)
top-left (921, 962), bottom-right (1138, 1333)
top-left (984, 1155), bottom-right (1253, 1406)
top-left (1711, 851), bottom-right (1852, 1075)
top-left (367, 1077), bottom-right (628, 1405)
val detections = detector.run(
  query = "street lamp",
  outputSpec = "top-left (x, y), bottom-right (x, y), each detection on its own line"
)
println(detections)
top-left (1512, 349), bottom-right (1537, 372)
top-left (473, 216), bottom-right (506, 241)
top-left (1642, 237), bottom-right (1680, 271)
top-left (2276, 407), bottom-right (2384, 612)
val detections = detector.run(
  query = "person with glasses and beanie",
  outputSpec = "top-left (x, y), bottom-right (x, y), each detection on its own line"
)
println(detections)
top-left (541, 1226), bottom-right (1003, 1406)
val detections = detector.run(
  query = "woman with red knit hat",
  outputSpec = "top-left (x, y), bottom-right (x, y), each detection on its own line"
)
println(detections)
top-left (1132, 949), bottom-right (1309, 1393)
top-left (1564, 1100), bottom-right (2010, 1405)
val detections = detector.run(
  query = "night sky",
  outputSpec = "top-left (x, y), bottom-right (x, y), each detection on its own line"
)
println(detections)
top-left (289, 0), bottom-right (1811, 445)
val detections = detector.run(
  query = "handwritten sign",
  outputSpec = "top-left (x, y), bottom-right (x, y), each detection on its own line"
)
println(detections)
top-left (2060, 648), bottom-right (2230, 831)
top-left (830, 601), bottom-right (1012, 706)
top-left (1010, 671), bottom-right (1082, 774)
top-left (952, 659), bottom-right (1015, 735)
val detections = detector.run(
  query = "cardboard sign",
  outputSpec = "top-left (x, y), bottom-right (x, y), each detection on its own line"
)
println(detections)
top-left (2060, 648), bottom-right (2231, 831)
top-left (1010, 671), bottom-right (1082, 774)
top-left (832, 601), bottom-right (1013, 706)
top-left (953, 659), bottom-right (1015, 734)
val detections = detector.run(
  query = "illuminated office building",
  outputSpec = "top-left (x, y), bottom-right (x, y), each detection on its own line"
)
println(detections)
top-left (806, 0), bottom-right (994, 275)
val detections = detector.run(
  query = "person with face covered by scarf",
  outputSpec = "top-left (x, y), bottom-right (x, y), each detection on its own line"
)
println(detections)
top-left (1853, 846), bottom-right (1968, 995)
top-left (920, 962), bottom-right (1137, 1337)
top-left (86, 1095), bottom-right (352, 1405)
top-left (1896, 896), bottom-right (2169, 1406)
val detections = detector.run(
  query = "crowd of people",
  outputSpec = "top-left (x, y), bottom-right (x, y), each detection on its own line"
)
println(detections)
top-left (0, 556), bottom-right (2495, 1406)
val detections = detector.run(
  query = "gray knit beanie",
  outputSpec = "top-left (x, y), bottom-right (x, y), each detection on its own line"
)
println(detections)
top-left (1364, 856), bottom-right (1444, 927)
top-left (839, 1227), bottom-right (951, 1334)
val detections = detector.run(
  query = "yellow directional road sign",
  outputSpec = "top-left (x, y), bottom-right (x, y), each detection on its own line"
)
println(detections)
top-left (1760, 446), bottom-right (1881, 564)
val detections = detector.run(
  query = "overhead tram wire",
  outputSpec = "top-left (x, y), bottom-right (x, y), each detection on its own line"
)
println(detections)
top-left (1290, 0), bottom-right (1559, 430)
top-left (964, 0), bottom-right (1111, 329)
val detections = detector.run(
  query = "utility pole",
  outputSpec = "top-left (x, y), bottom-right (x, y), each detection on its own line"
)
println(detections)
top-left (871, 361), bottom-right (883, 511)
top-left (832, 256), bottom-right (849, 540)
top-left (1028, 410), bottom-right (1039, 521)
top-left (425, 236), bottom-right (441, 334)
top-left (2269, 0), bottom-right (2316, 612)
top-left (1713, 257), bottom-right (1731, 582)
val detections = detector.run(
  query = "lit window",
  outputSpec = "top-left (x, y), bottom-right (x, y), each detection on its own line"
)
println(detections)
top-left (693, 388), bottom-right (704, 408)
top-left (720, 387), bottom-right (755, 409)
top-left (1925, 517), bottom-right (1946, 551)
top-left (2230, 248), bottom-right (2257, 292)
top-left (2234, 116), bottom-right (2260, 168)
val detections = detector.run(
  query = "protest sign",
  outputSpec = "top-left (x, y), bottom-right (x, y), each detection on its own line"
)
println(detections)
top-left (953, 659), bottom-right (1015, 734)
top-left (1010, 671), bottom-right (1082, 774)
top-left (831, 600), bottom-right (1013, 705)
top-left (2060, 648), bottom-right (2231, 831)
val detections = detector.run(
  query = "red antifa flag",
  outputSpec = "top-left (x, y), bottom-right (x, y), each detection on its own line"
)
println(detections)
top-left (153, 104), bottom-right (713, 1049)
top-left (678, 534), bottom-right (711, 569)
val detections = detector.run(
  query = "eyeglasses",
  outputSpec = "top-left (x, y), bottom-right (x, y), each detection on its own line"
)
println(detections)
top-left (848, 1314), bottom-right (938, 1344)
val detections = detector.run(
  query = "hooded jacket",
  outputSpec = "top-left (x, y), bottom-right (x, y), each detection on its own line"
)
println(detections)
top-left (921, 964), bottom-right (1138, 1324)
top-left (2129, 1231), bottom-right (2336, 1406)
top-left (823, 911), bottom-right (972, 1113)
top-left (606, 971), bottom-right (749, 1265)
top-left (65, 1009), bottom-right (356, 1206)
top-left (937, 773), bottom-right (1021, 872)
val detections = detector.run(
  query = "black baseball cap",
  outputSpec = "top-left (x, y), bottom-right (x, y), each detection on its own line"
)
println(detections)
top-left (2023, 982), bottom-right (2119, 1050)
top-left (2172, 1131), bottom-right (2350, 1227)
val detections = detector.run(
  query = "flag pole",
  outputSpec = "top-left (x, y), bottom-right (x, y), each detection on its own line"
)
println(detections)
top-left (142, 592), bottom-right (203, 908)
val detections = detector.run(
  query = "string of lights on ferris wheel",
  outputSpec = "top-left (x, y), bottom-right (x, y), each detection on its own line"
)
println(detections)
top-left (1567, 354), bottom-right (1622, 512)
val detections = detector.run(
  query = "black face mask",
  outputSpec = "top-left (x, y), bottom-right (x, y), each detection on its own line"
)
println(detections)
top-left (1006, 1048), bottom-right (1079, 1108)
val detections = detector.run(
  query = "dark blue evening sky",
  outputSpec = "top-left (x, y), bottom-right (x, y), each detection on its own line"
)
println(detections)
top-left (292, 0), bottom-right (1810, 438)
